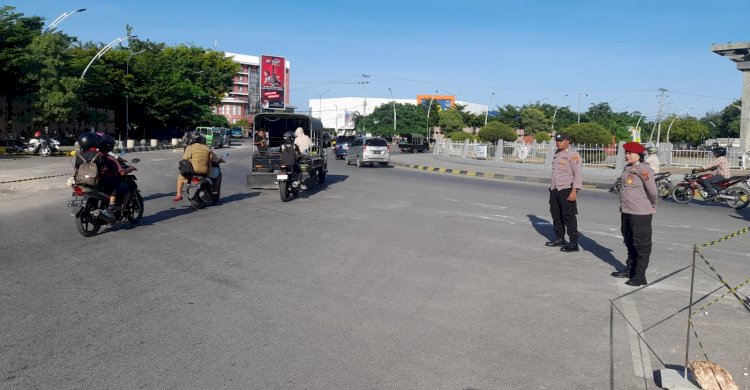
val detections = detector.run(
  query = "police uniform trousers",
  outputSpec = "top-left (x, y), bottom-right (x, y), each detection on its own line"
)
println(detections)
top-left (549, 188), bottom-right (579, 242)
top-left (620, 213), bottom-right (652, 281)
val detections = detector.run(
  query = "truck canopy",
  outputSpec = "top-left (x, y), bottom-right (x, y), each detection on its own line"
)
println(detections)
top-left (253, 113), bottom-right (324, 149)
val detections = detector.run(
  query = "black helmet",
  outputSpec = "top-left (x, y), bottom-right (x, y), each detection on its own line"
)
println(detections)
top-left (98, 135), bottom-right (116, 153)
top-left (78, 132), bottom-right (100, 150)
top-left (713, 147), bottom-right (727, 157)
top-left (283, 131), bottom-right (295, 142)
top-left (186, 131), bottom-right (204, 145)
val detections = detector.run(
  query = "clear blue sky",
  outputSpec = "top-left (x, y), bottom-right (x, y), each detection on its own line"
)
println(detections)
top-left (9, 0), bottom-right (750, 119)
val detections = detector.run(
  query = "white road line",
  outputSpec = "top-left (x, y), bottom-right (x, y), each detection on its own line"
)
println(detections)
top-left (617, 284), bottom-right (653, 379)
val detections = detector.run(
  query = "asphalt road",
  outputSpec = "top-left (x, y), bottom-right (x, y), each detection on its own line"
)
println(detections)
top-left (1, 140), bottom-right (749, 389)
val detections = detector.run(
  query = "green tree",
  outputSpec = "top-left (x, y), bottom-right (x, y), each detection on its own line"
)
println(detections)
top-left (0, 6), bottom-right (44, 136)
top-left (564, 122), bottom-right (611, 145)
top-left (234, 118), bottom-right (250, 128)
top-left (478, 121), bottom-right (516, 143)
top-left (519, 107), bottom-right (550, 134)
top-left (438, 108), bottom-right (465, 134)
top-left (665, 116), bottom-right (708, 145)
top-left (495, 104), bottom-right (521, 128)
top-left (25, 32), bottom-right (83, 127)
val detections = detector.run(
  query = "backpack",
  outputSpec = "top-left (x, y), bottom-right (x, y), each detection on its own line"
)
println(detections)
top-left (75, 153), bottom-right (100, 186)
top-left (178, 159), bottom-right (194, 177)
top-left (281, 142), bottom-right (297, 166)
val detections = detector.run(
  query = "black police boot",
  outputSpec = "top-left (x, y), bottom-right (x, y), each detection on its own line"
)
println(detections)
top-left (545, 238), bottom-right (566, 247)
top-left (625, 277), bottom-right (647, 286)
top-left (611, 258), bottom-right (632, 278)
top-left (560, 241), bottom-right (579, 252)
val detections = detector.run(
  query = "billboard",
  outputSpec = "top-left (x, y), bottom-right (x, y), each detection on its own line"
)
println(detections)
top-left (417, 94), bottom-right (455, 111)
top-left (260, 55), bottom-right (286, 110)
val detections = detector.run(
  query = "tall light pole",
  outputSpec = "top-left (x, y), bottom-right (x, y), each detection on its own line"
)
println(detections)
top-left (484, 92), bottom-right (495, 127)
top-left (44, 8), bottom-right (86, 33)
top-left (313, 88), bottom-right (330, 119)
top-left (426, 90), bottom-right (438, 144)
top-left (81, 35), bottom-right (137, 79)
top-left (577, 92), bottom-right (588, 124)
top-left (666, 108), bottom-right (693, 144)
top-left (125, 50), bottom-right (145, 141)
top-left (360, 74), bottom-right (370, 134)
top-left (334, 104), bottom-right (339, 135)
top-left (388, 88), bottom-right (396, 136)
top-left (551, 94), bottom-right (568, 133)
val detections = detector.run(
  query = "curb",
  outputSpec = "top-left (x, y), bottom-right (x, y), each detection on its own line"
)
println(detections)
top-left (390, 161), bottom-right (612, 190)
top-left (114, 144), bottom-right (180, 153)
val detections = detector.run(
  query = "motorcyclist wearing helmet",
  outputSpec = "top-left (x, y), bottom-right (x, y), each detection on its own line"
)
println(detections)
top-left (692, 146), bottom-right (730, 198)
top-left (174, 131), bottom-right (224, 202)
top-left (280, 130), bottom-right (302, 174)
top-left (644, 145), bottom-right (660, 174)
top-left (74, 132), bottom-right (115, 219)
top-left (98, 135), bottom-right (136, 211)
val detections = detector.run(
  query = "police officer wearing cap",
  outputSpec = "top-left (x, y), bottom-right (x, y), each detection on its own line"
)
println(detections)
top-left (612, 142), bottom-right (657, 286)
top-left (546, 133), bottom-right (583, 252)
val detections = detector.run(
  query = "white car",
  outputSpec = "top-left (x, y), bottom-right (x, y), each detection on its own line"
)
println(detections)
top-left (346, 137), bottom-right (390, 167)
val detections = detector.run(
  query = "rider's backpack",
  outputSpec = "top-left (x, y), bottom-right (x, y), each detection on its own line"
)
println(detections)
top-left (178, 159), bottom-right (194, 177)
top-left (75, 154), bottom-right (100, 186)
top-left (281, 143), bottom-right (297, 166)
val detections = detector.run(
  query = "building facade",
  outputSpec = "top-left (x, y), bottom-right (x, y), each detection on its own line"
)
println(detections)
top-left (309, 96), bottom-right (488, 134)
top-left (218, 52), bottom-right (290, 127)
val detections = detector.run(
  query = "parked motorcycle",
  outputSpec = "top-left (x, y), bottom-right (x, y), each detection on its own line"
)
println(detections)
top-left (610, 172), bottom-right (674, 198)
top-left (68, 158), bottom-right (143, 237)
top-left (186, 156), bottom-right (226, 209)
top-left (25, 136), bottom-right (60, 156)
top-left (671, 172), bottom-right (750, 209)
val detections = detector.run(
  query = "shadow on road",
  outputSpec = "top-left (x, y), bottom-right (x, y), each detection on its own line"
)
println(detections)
top-left (527, 214), bottom-right (624, 271)
top-left (141, 192), bottom-right (173, 201)
top-left (139, 191), bottom-right (260, 225)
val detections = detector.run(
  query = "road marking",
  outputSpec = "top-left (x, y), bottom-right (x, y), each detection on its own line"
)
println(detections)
top-left (617, 284), bottom-right (653, 379)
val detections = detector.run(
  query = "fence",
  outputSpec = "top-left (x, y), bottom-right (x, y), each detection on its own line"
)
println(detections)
top-left (436, 140), bottom-right (749, 170)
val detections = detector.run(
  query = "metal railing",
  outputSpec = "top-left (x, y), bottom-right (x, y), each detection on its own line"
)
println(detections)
top-left (436, 140), bottom-right (748, 170)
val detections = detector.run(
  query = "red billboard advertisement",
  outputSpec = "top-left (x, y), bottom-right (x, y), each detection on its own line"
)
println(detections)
top-left (260, 54), bottom-right (286, 110)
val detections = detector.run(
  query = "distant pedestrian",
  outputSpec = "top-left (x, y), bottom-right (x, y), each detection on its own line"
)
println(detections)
top-left (546, 133), bottom-right (582, 252)
top-left (612, 142), bottom-right (657, 286)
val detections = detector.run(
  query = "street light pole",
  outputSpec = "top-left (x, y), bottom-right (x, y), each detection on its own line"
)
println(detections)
top-left (484, 92), bottom-right (495, 127)
top-left (577, 92), bottom-right (588, 124)
top-left (81, 35), bottom-right (137, 79)
top-left (388, 88), bottom-right (396, 135)
top-left (313, 89), bottom-right (330, 119)
top-left (551, 94), bottom-right (568, 133)
top-left (666, 108), bottom-right (693, 144)
top-left (334, 104), bottom-right (338, 135)
top-left (125, 50), bottom-right (145, 141)
top-left (426, 90), bottom-right (438, 144)
top-left (44, 8), bottom-right (86, 33)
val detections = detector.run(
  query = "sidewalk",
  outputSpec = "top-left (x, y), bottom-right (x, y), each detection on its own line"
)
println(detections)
top-left (389, 151), bottom-right (694, 190)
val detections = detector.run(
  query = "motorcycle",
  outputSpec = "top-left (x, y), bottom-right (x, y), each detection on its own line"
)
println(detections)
top-left (610, 172), bottom-right (674, 199)
top-left (671, 172), bottom-right (750, 209)
top-left (186, 155), bottom-right (226, 209)
top-left (277, 164), bottom-right (302, 202)
top-left (25, 136), bottom-right (60, 156)
top-left (68, 157), bottom-right (144, 237)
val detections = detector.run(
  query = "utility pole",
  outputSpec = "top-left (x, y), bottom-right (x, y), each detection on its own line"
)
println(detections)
top-left (654, 88), bottom-right (668, 145)
top-left (359, 74), bottom-right (370, 134)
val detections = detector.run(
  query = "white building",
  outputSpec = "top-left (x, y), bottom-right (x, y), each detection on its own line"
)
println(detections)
top-left (308, 97), bottom-right (488, 134)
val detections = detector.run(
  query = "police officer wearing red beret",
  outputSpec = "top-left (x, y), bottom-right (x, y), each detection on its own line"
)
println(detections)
top-left (612, 142), bottom-right (657, 286)
top-left (546, 133), bottom-right (583, 252)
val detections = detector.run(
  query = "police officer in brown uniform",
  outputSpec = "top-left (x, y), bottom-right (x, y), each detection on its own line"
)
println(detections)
top-left (546, 133), bottom-right (583, 252)
top-left (611, 142), bottom-right (657, 286)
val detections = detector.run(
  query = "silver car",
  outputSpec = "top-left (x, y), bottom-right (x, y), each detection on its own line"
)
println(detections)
top-left (346, 137), bottom-right (390, 167)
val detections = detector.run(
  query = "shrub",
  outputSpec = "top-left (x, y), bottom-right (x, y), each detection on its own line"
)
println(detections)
top-left (563, 123), bottom-right (611, 145)
top-left (478, 122), bottom-right (516, 143)
top-left (450, 131), bottom-right (478, 142)
top-left (535, 132), bottom-right (551, 142)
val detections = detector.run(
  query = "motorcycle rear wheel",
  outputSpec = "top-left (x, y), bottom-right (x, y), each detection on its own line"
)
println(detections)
top-left (657, 180), bottom-right (674, 198)
top-left (76, 209), bottom-right (102, 237)
top-left (671, 183), bottom-right (693, 204)
top-left (127, 192), bottom-right (144, 223)
top-left (279, 181), bottom-right (291, 202)
top-left (725, 187), bottom-right (750, 209)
